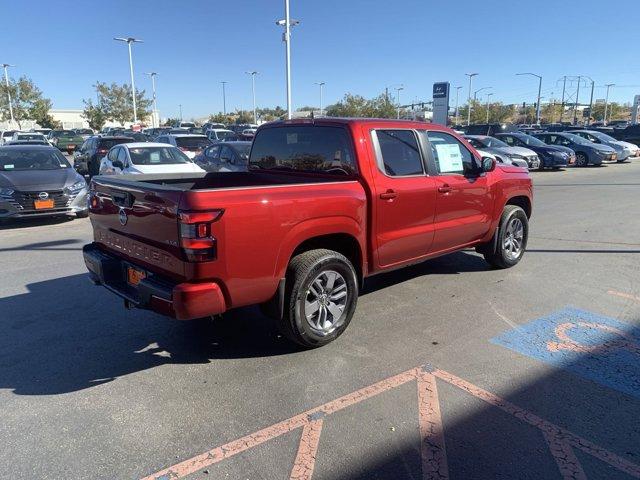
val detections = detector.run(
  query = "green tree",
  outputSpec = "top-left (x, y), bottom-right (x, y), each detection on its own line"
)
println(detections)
top-left (590, 102), bottom-right (629, 122)
top-left (325, 93), bottom-right (398, 118)
top-left (82, 99), bottom-right (109, 131)
top-left (89, 82), bottom-right (153, 126)
top-left (0, 76), bottom-right (57, 129)
top-left (163, 117), bottom-right (180, 126)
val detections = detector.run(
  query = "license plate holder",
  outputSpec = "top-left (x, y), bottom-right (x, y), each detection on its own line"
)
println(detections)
top-left (34, 199), bottom-right (55, 209)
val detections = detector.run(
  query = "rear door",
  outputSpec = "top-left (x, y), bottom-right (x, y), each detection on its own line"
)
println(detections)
top-left (368, 128), bottom-right (437, 268)
top-left (425, 131), bottom-right (493, 253)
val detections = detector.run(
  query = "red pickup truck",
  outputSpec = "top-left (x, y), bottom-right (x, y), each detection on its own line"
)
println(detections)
top-left (83, 118), bottom-right (532, 347)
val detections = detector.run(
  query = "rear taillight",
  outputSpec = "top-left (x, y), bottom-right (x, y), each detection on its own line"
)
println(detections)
top-left (97, 148), bottom-right (108, 155)
top-left (178, 210), bottom-right (223, 262)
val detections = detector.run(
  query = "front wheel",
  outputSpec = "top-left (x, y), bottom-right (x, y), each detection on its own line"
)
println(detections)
top-left (278, 249), bottom-right (358, 348)
top-left (575, 152), bottom-right (589, 167)
top-left (483, 205), bottom-right (529, 269)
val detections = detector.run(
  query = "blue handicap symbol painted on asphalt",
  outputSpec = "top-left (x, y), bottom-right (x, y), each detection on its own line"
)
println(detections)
top-left (491, 307), bottom-right (640, 398)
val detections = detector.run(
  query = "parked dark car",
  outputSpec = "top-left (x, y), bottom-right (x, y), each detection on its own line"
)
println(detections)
top-left (193, 141), bottom-right (252, 172)
top-left (533, 132), bottom-right (616, 166)
top-left (463, 123), bottom-right (517, 136)
top-left (609, 124), bottom-right (640, 147)
top-left (495, 132), bottom-right (574, 169)
top-left (74, 136), bottom-right (136, 177)
top-left (0, 145), bottom-right (88, 220)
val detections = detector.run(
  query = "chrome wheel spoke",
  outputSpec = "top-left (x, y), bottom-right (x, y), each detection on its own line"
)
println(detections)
top-left (305, 299), bottom-right (320, 318)
top-left (327, 301), bottom-right (344, 320)
top-left (324, 271), bottom-right (337, 291)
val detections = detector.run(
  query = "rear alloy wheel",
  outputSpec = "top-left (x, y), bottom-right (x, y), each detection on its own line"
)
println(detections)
top-left (278, 249), bottom-right (358, 348)
top-left (483, 205), bottom-right (528, 269)
top-left (575, 152), bottom-right (588, 167)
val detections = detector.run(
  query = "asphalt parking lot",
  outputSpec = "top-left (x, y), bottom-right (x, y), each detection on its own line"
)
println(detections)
top-left (1, 162), bottom-right (639, 479)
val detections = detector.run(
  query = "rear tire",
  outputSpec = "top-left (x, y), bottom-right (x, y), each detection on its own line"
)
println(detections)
top-left (277, 249), bottom-right (358, 348)
top-left (76, 210), bottom-right (89, 219)
top-left (483, 205), bottom-right (528, 269)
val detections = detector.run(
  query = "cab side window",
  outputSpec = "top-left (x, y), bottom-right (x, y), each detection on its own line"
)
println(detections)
top-left (501, 136), bottom-right (515, 146)
top-left (108, 148), bottom-right (119, 162)
top-left (117, 148), bottom-right (128, 166)
top-left (205, 145), bottom-right (220, 159)
top-left (427, 131), bottom-right (477, 175)
top-left (372, 129), bottom-right (424, 176)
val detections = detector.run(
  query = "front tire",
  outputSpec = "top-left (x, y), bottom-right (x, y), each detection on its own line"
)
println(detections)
top-left (76, 210), bottom-right (89, 219)
top-left (483, 205), bottom-right (528, 269)
top-left (575, 152), bottom-right (589, 167)
top-left (278, 249), bottom-right (358, 348)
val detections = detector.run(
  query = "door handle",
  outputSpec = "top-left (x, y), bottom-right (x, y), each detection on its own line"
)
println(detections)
top-left (438, 184), bottom-right (452, 194)
top-left (379, 190), bottom-right (397, 200)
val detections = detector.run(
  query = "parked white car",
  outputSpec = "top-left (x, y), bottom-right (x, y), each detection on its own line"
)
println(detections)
top-left (153, 134), bottom-right (212, 159)
top-left (99, 143), bottom-right (206, 175)
top-left (0, 130), bottom-right (17, 145)
top-left (11, 132), bottom-right (50, 144)
top-left (206, 128), bottom-right (237, 141)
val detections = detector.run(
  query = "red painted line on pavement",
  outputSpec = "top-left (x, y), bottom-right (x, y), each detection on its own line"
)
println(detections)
top-left (542, 430), bottom-right (587, 480)
top-left (141, 368), bottom-right (418, 480)
top-left (417, 369), bottom-right (449, 480)
top-left (289, 418), bottom-right (324, 480)
top-left (608, 290), bottom-right (640, 303)
top-left (433, 369), bottom-right (640, 478)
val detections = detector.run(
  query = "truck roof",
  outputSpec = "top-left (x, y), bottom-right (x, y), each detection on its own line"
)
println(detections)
top-left (261, 117), bottom-right (453, 132)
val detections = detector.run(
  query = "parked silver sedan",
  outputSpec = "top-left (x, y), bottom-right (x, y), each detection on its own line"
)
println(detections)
top-left (464, 135), bottom-right (540, 169)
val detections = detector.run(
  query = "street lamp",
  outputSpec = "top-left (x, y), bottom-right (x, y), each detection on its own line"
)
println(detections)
top-left (396, 85), bottom-right (404, 119)
top-left (1, 63), bottom-right (15, 126)
top-left (179, 104), bottom-right (183, 122)
top-left (114, 36), bottom-right (143, 124)
top-left (221, 81), bottom-right (228, 115)
top-left (245, 71), bottom-right (259, 124)
top-left (315, 81), bottom-right (325, 116)
top-left (465, 73), bottom-right (478, 126)
top-left (603, 83), bottom-right (615, 125)
top-left (485, 92), bottom-right (494, 123)
top-left (276, 0), bottom-right (300, 120)
top-left (453, 86), bottom-right (462, 126)
top-left (144, 72), bottom-right (158, 128)
top-left (473, 86), bottom-right (492, 102)
top-left (516, 72), bottom-right (542, 124)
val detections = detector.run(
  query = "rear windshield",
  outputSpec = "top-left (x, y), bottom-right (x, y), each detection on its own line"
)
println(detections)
top-left (175, 137), bottom-right (212, 149)
top-left (0, 149), bottom-right (71, 170)
top-left (128, 146), bottom-right (190, 165)
top-left (98, 138), bottom-right (135, 149)
top-left (249, 126), bottom-right (356, 176)
top-left (16, 134), bottom-right (44, 140)
top-left (3, 131), bottom-right (16, 138)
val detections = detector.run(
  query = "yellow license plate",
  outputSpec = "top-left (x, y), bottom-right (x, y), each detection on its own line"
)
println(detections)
top-left (34, 199), bottom-right (55, 209)
top-left (127, 267), bottom-right (146, 286)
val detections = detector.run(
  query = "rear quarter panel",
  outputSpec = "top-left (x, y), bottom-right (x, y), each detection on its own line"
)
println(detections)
top-left (181, 181), bottom-right (367, 308)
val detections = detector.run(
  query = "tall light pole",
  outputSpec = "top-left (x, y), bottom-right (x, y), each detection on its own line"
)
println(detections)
top-left (465, 73), bottom-right (478, 126)
top-left (114, 37), bottom-right (143, 124)
top-left (221, 81), bottom-right (227, 115)
top-left (485, 92), bottom-right (493, 123)
top-left (516, 72), bottom-right (542, 124)
top-left (395, 85), bottom-right (404, 119)
top-left (179, 104), bottom-right (183, 122)
top-left (1, 63), bottom-right (15, 126)
top-left (474, 86), bottom-right (492, 102)
top-left (144, 72), bottom-right (158, 128)
top-left (603, 83), bottom-right (615, 125)
top-left (245, 71), bottom-right (259, 124)
top-left (315, 81), bottom-right (325, 116)
top-left (276, 0), bottom-right (300, 120)
top-left (454, 86), bottom-right (462, 126)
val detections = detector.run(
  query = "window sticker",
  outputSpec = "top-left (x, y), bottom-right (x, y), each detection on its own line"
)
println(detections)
top-left (150, 152), bottom-right (161, 163)
top-left (435, 143), bottom-right (463, 172)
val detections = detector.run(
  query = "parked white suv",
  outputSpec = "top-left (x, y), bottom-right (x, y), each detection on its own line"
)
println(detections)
top-left (154, 134), bottom-right (212, 159)
top-left (99, 143), bottom-right (205, 175)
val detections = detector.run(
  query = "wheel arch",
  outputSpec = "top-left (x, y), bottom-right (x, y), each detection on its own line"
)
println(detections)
top-left (505, 195), bottom-right (532, 218)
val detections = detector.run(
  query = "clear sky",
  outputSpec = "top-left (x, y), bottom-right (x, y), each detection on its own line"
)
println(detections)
top-left (3, 0), bottom-right (639, 119)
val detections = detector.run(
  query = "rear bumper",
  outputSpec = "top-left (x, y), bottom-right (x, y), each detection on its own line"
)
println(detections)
top-left (83, 243), bottom-right (227, 320)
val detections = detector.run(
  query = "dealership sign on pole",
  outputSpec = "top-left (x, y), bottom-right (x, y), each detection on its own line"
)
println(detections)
top-left (432, 82), bottom-right (450, 125)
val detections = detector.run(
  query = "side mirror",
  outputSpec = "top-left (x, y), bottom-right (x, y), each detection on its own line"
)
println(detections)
top-left (112, 160), bottom-right (124, 169)
top-left (481, 157), bottom-right (496, 172)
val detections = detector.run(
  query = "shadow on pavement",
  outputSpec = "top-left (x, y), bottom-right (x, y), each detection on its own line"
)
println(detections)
top-left (0, 215), bottom-right (79, 230)
top-left (0, 238), bottom-right (84, 252)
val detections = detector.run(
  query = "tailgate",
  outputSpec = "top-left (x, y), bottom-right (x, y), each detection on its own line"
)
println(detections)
top-left (89, 177), bottom-right (185, 280)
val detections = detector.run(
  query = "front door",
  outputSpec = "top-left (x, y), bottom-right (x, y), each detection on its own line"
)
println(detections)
top-left (369, 128), bottom-right (438, 268)
top-left (425, 131), bottom-right (493, 253)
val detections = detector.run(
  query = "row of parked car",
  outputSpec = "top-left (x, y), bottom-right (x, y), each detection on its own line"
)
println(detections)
top-left (458, 126), bottom-right (639, 169)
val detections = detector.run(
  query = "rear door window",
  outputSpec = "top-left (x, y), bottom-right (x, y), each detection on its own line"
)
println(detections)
top-left (371, 129), bottom-right (423, 176)
top-left (250, 126), bottom-right (356, 176)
